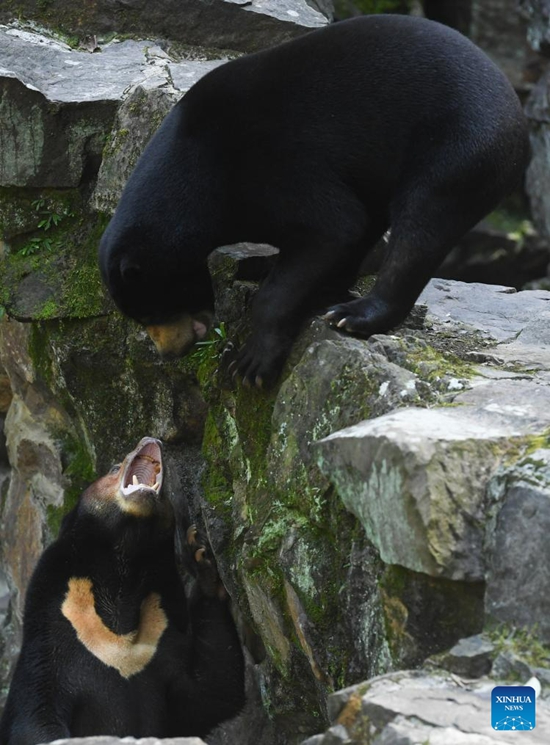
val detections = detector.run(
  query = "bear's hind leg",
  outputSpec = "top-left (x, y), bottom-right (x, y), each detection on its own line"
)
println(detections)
top-left (325, 164), bottom-right (513, 337)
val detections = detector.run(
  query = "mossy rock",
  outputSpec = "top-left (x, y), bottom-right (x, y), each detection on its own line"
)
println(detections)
top-left (0, 188), bottom-right (110, 321)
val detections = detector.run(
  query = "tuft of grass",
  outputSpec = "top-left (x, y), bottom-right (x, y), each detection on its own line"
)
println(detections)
top-left (487, 623), bottom-right (550, 669)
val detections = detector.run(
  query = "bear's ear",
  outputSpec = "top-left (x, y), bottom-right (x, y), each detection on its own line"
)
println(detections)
top-left (120, 257), bottom-right (143, 284)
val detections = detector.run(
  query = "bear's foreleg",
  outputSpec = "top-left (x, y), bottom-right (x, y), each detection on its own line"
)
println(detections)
top-left (232, 218), bottom-right (385, 387)
top-left (166, 526), bottom-right (245, 736)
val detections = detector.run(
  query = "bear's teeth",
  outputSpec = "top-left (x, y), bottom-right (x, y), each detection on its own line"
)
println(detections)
top-left (132, 475), bottom-right (139, 486)
top-left (153, 482), bottom-right (161, 492)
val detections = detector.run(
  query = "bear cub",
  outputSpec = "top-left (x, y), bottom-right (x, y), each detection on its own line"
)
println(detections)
top-left (0, 437), bottom-right (244, 745)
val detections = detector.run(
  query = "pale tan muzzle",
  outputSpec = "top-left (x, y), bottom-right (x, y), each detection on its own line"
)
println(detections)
top-left (145, 314), bottom-right (211, 359)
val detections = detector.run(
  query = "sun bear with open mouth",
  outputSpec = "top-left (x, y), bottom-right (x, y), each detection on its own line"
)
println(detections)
top-left (0, 437), bottom-right (245, 745)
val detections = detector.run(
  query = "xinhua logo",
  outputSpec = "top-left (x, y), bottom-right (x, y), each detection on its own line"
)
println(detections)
top-left (492, 686), bottom-right (536, 731)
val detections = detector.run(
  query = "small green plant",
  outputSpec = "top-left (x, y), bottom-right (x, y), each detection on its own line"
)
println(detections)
top-left (190, 322), bottom-right (227, 361)
top-left (195, 322), bottom-right (227, 347)
top-left (32, 198), bottom-right (74, 230)
top-left (18, 236), bottom-right (55, 257)
top-left (16, 199), bottom-right (75, 257)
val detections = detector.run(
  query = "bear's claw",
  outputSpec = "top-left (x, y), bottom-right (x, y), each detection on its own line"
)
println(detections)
top-left (324, 295), bottom-right (407, 338)
top-left (186, 525), bottom-right (199, 546)
top-left (222, 342), bottom-right (276, 391)
top-left (185, 524), bottom-right (227, 599)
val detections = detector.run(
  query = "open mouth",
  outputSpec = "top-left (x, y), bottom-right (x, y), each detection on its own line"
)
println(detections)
top-left (121, 438), bottom-right (163, 497)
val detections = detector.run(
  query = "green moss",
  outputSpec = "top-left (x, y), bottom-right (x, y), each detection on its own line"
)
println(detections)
top-left (255, 506), bottom-right (310, 557)
top-left (0, 186), bottom-right (110, 321)
top-left (404, 340), bottom-right (475, 383)
top-left (35, 298), bottom-right (60, 321)
top-left (486, 623), bottom-right (550, 669)
top-left (62, 432), bottom-right (96, 483)
top-left (45, 503), bottom-right (67, 538)
top-left (202, 410), bottom-right (234, 520)
top-left (56, 431), bottom-right (96, 528)
top-left (28, 322), bottom-right (55, 387)
top-left (521, 429), bottom-right (550, 456)
top-left (26, 325), bottom-right (97, 537)
top-left (63, 260), bottom-right (106, 318)
top-left (49, 431), bottom-right (95, 536)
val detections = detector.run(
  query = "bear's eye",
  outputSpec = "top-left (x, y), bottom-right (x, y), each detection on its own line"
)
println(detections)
top-left (109, 464), bottom-right (121, 474)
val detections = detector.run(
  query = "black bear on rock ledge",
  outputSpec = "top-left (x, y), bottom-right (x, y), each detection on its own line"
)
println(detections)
top-left (0, 438), bottom-right (244, 745)
top-left (99, 14), bottom-right (529, 388)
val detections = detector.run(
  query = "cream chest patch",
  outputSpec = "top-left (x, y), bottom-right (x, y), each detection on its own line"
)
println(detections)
top-left (61, 577), bottom-right (168, 679)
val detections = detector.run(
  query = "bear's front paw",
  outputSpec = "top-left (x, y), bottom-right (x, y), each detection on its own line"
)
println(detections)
top-left (324, 295), bottom-right (406, 337)
top-left (186, 525), bottom-right (227, 600)
top-left (226, 333), bottom-right (290, 389)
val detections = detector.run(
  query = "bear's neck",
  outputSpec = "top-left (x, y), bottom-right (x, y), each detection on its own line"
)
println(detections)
top-left (68, 540), bottom-right (174, 635)
top-left (91, 573), bottom-right (150, 634)
top-left (61, 576), bottom-right (169, 677)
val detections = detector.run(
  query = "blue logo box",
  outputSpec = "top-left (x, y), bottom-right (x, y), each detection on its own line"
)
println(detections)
top-left (492, 686), bottom-right (536, 731)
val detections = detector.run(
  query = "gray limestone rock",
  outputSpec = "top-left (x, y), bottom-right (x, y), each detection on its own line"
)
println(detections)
top-left (0, 28), bottom-right (167, 104)
top-left (316, 278), bottom-right (550, 590)
top-left (91, 82), bottom-right (182, 214)
top-left (43, 740), bottom-right (206, 745)
top-left (470, 0), bottom-right (534, 93)
top-left (491, 651), bottom-right (534, 681)
top-left (0, 1), bottom-right (327, 54)
top-left (421, 278), bottom-right (550, 370)
top-left (208, 244), bottom-right (280, 328)
top-left (485, 450), bottom-right (550, 641)
top-left (521, 0), bottom-right (550, 56)
top-left (0, 28), bottom-right (153, 188)
top-left (526, 72), bottom-right (550, 241)
top-left (307, 1), bottom-right (335, 19)
top-left (305, 670), bottom-right (550, 744)
top-left (315, 406), bottom-right (522, 581)
top-left (437, 635), bottom-right (495, 678)
top-left (419, 279), bottom-right (550, 345)
top-left (92, 56), bottom-right (229, 212)
top-left (375, 719), bottom-right (524, 744)
top-left (317, 725), bottom-right (350, 744)
top-left (0, 25), bottom-right (228, 191)
top-left (0, 72), bottom-right (115, 189)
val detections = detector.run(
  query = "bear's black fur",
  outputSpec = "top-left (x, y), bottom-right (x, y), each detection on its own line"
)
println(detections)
top-left (0, 438), bottom-right (244, 745)
top-left (99, 14), bottom-right (530, 387)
